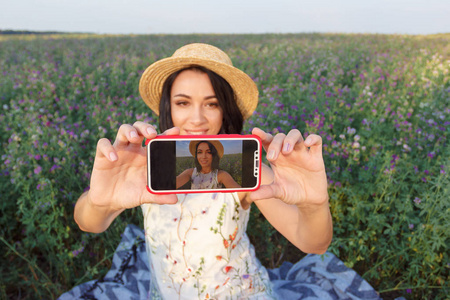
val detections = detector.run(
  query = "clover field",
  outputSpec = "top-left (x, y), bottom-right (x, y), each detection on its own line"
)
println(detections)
top-left (0, 33), bottom-right (449, 299)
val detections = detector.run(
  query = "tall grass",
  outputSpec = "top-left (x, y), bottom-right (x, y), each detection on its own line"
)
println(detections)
top-left (0, 33), bottom-right (448, 299)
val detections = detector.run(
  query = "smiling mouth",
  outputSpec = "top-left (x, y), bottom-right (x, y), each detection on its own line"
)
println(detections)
top-left (185, 130), bottom-right (208, 135)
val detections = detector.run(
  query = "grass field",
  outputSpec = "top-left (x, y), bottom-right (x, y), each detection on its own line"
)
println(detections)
top-left (0, 33), bottom-right (448, 299)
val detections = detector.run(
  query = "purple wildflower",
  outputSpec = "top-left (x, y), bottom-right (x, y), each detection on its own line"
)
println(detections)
top-left (50, 165), bottom-right (60, 172)
top-left (275, 102), bottom-right (284, 109)
top-left (34, 166), bottom-right (42, 174)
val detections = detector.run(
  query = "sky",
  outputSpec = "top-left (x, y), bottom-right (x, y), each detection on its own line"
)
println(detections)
top-left (1, 0), bottom-right (449, 35)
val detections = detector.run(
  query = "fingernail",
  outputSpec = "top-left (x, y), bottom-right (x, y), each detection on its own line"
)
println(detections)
top-left (267, 150), bottom-right (275, 160)
top-left (130, 131), bottom-right (138, 138)
top-left (109, 152), bottom-right (118, 161)
top-left (284, 143), bottom-right (291, 152)
top-left (147, 127), bottom-right (156, 135)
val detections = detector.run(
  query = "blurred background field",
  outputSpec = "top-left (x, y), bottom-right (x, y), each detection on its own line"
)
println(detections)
top-left (0, 33), bottom-right (448, 299)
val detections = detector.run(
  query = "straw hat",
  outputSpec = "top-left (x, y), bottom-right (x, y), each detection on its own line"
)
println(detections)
top-left (189, 140), bottom-right (224, 158)
top-left (139, 43), bottom-right (258, 120)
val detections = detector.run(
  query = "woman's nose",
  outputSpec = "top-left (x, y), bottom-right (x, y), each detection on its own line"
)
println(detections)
top-left (189, 106), bottom-right (207, 125)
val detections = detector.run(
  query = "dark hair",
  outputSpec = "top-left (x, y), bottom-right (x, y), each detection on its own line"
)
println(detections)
top-left (194, 141), bottom-right (220, 172)
top-left (159, 66), bottom-right (244, 134)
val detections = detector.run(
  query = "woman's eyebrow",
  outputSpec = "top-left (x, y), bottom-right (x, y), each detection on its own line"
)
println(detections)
top-left (172, 94), bottom-right (217, 99)
top-left (173, 93), bottom-right (191, 99)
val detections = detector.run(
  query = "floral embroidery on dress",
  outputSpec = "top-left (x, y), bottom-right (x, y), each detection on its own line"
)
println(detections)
top-left (191, 168), bottom-right (223, 189)
top-left (141, 192), bottom-right (276, 300)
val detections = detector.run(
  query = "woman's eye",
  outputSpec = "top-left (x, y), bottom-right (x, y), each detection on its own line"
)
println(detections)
top-left (206, 102), bottom-right (219, 108)
top-left (175, 101), bottom-right (189, 106)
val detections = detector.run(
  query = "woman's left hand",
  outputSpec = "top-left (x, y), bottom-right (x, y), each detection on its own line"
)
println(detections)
top-left (250, 127), bottom-right (329, 208)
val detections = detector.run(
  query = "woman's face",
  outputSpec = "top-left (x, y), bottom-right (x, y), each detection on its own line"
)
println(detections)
top-left (170, 69), bottom-right (223, 135)
top-left (196, 142), bottom-right (213, 168)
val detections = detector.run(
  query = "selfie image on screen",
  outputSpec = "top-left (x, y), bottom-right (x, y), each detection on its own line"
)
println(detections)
top-left (148, 137), bottom-right (259, 193)
top-left (175, 140), bottom-right (243, 190)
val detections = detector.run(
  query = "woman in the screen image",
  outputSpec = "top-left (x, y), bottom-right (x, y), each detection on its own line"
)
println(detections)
top-left (176, 140), bottom-right (241, 190)
top-left (66, 43), bottom-right (380, 300)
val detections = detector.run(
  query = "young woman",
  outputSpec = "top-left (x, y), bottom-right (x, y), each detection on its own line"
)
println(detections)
top-left (73, 43), bottom-right (333, 299)
top-left (176, 140), bottom-right (241, 190)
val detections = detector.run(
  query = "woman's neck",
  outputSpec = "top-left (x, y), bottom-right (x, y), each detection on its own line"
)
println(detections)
top-left (200, 167), bottom-right (212, 174)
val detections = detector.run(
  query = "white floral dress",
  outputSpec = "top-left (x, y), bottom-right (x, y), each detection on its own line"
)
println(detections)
top-left (191, 168), bottom-right (222, 189)
top-left (141, 192), bottom-right (276, 300)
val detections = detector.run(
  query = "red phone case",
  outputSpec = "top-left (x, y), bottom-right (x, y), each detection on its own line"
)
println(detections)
top-left (146, 134), bottom-right (262, 194)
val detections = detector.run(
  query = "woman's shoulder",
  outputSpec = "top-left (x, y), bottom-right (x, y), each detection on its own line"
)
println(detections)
top-left (217, 169), bottom-right (231, 178)
top-left (182, 168), bottom-right (195, 176)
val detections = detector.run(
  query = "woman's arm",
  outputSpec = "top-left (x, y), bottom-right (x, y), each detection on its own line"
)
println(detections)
top-left (218, 170), bottom-right (241, 189)
top-left (248, 128), bottom-right (333, 254)
top-left (74, 122), bottom-right (179, 233)
top-left (176, 168), bottom-right (194, 189)
top-left (252, 165), bottom-right (332, 254)
top-left (74, 191), bottom-right (125, 233)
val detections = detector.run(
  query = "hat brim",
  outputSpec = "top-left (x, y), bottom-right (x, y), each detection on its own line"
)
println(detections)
top-left (139, 57), bottom-right (258, 120)
top-left (189, 140), bottom-right (224, 158)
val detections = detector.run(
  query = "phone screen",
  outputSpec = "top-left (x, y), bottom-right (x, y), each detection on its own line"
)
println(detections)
top-left (147, 136), bottom-right (260, 193)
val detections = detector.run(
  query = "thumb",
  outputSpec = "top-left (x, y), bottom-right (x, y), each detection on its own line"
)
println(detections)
top-left (141, 189), bottom-right (179, 205)
top-left (249, 184), bottom-right (283, 202)
top-left (304, 134), bottom-right (323, 156)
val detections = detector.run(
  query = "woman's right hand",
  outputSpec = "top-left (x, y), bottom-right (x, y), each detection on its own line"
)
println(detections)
top-left (87, 121), bottom-right (180, 211)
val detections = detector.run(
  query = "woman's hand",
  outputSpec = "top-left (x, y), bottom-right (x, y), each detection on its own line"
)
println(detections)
top-left (249, 127), bottom-right (332, 253)
top-left (87, 122), bottom-right (180, 211)
top-left (250, 127), bottom-right (328, 208)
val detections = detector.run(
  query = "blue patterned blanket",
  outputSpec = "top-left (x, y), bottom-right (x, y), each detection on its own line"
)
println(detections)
top-left (59, 224), bottom-right (381, 300)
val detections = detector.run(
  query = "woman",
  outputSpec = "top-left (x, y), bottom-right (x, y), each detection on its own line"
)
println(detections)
top-left (73, 43), bottom-right (333, 299)
top-left (176, 140), bottom-right (241, 190)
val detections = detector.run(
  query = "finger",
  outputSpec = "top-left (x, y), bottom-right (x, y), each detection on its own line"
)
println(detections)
top-left (304, 134), bottom-right (323, 155)
top-left (282, 129), bottom-right (304, 154)
top-left (252, 127), bottom-right (274, 151)
top-left (161, 127), bottom-right (180, 136)
top-left (141, 192), bottom-right (178, 205)
top-left (265, 133), bottom-right (286, 162)
top-left (133, 121), bottom-right (158, 139)
top-left (249, 184), bottom-right (284, 202)
top-left (97, 138), bottom-right (118, 162)
top-left (113, 124), bottom-right (143, 147)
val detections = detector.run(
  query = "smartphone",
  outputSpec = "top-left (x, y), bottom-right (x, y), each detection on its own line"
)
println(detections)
top-left (146, 135), bottom-right (261, 194)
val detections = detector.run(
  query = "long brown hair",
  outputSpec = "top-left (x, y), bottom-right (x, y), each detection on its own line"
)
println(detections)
top-left (158, 66), bottom-right (244, 134)
top-left (194, 141), bottom-right (220, 172)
